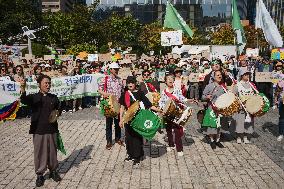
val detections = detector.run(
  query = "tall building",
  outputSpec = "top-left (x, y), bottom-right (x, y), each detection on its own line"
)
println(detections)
top-left (74, 0), bottom-right (87, 5)
top-left (94, 0), bottom-right (249, 29)
top-left (42, 0), bottom-right (74, 12)
top-left (263, 0), bottom-right (284, 28)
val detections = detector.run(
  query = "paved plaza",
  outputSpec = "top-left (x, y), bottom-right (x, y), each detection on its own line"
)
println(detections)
top-left (0, 106), bottom-right (284, 189)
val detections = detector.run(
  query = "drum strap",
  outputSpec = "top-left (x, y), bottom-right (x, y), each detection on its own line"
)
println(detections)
top-left (249, 82), bottom-right (259, 94)
top-left (146, 82), bottom-right (157, 92)
top-left (125, 90), bottom-right (145, 109)
top-left (164, 89), bottom-right (184, 109)
top-left (104, 76), bottom-right (108, 92)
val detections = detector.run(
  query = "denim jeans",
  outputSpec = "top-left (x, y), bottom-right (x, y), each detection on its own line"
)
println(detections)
top-left (105, 117), bottom-right (121, 143)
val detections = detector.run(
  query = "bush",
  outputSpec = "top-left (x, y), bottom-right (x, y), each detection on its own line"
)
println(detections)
top-left (21, 43), bottom-right (50, 57)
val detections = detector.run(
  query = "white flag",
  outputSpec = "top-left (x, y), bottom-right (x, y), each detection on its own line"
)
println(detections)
top-left (255, 0), bottom-right (283, 47)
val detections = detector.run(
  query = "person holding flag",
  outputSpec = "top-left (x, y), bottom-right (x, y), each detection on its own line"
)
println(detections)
top-left (202, 70), bottom-right (226, 149)
top-left (20, 75), bottom-right (62, 187)
top-left (159, 75), bottom-right (195, 156)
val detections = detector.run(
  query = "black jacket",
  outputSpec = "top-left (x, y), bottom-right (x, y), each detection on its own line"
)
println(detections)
top-left (20, 92), bottom-right (59, 134)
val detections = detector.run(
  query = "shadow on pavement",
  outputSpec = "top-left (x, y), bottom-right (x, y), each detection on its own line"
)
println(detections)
top-left (261, 122), bottom-right (279, 137)
top-left (58, 145), bottom-right (94, 174)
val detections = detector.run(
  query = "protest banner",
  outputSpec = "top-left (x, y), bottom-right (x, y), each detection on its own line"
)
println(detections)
top-left (161, 30), bottom-right (183, 46)
top-left (0, 73), bottom-right (105, 107)
top-left (255, 72), bottom-right (273, 82)
top-left (246, 48), bottom-right (259, 57)
top-left (271, 48), bottom-right (284, 60)
top-left (58, 55), bottom-right (74, 61)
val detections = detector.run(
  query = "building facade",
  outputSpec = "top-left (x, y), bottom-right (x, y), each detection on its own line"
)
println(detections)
top-left (263, 0), bottom-right (284, 28)
top-left (94, 0), bottom-right (249, 29)
top-left (42, 0), bottom-right (74, 12)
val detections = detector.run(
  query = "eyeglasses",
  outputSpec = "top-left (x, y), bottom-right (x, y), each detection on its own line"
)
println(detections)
top-left (16, 69), bottom-right (22, 71)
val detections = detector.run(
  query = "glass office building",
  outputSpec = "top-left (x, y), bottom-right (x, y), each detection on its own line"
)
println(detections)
top-left (263, 0), bottom-right (284, 28)
top-left (94, 0), bottom-right (249, 29)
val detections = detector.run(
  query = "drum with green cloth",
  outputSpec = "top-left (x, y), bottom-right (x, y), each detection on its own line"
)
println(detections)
top-left (202, 108), bottom-right (218, 128)
top-left (246, 93), bottom-right (270, 117)
top-left (130, 109), bottom-right (162, 140)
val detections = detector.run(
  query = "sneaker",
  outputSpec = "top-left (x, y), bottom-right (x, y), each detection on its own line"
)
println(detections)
top-left (36, 175), bottom-right (45, 187)
top-left (133, 159), bottom-right (140, 166)
top-left (166, 146), bottom-right (175, 152)
top-left (115, 139), bottom-right (125, 147)
top-left (78, 106), bottom-right (82, 110)
top-left (177, 151), bottom-right (184, 156)
top-left (69, 110), bottom-right (73, 113)
top-left (237, 137), bottom-right (242, 144)
top-left (243, 137), bottom-right (251, 144)
top-left (215, 141), bottom-right (225, 148)
top-left (210, 141), bottom-right (216, 150)
top-left (73, 108), bottom-right (76, 112)
top-left (49, 171), bottom-right (62, 182)
top-left (62, 110), bottom-right (66, 114)
top-left (277, 135), bottom-right (283, 142)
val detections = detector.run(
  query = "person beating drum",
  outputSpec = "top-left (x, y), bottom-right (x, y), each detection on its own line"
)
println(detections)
top-left (231, 69), bottom-right (255, 144)
top-left (159, 75), bottom-right (195, 156)
top-left (119, 76), bottom-right (162, 166)
top-left (202, 70), bottom-right (226, 149)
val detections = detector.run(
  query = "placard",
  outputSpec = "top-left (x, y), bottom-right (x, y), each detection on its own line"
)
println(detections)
top-left (188, 73), bottom-right (200, 82)
top-left (99, 53), bottom-right (112, 62)
top-left (87, 54), bottom-right (99, 62)
top-left (43, 54), bottom-right (55, 60)
top-left (58, 55), bottom-right (73, 61)
top-left (124, 54), bottom-right (137, 61)
top-left (255, 72), bottom-right (273, 82)
top-left (158, 71), bottom-right (166, 82)
top-left (246, 48), bottom-right (259, 57)
top-left (161, 30), bottom-right (183, 46)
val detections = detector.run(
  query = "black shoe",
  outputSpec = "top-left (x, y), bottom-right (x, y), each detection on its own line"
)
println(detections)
top-left (215, 141), bottom-right (225, 148)
top-left (49, 171), bottom-right (62, 182)
top-left (36, 175), bottom-right (45, 187)
top-left (133, 159), bottom-right (140, 166)
top-left (124, 156), bottom-right (133, 162)
top-left (210, 141), bottom-right (216, 150)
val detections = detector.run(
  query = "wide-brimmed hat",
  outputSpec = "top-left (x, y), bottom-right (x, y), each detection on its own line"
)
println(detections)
top-left (239, 68), bottom-right (251, 76)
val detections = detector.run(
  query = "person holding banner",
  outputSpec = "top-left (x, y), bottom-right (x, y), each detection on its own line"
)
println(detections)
top-left (231, 69), bottom-right (255, 144)
top-left (20, 75), bottom-right (62, 187)
top-left (119, 76), bottom-right (162, 166)
top-left (98, 62), bottom-right (124, 150)
top-left (159, 75), bottom-right (195, 156)
top-left (202, 70), bottom-right (226, 149)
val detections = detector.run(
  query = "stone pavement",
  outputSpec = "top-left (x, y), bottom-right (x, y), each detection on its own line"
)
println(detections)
top-left (0, 106), bottom-right (284, 189)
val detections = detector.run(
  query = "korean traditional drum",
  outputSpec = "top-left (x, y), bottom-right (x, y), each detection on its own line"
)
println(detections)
top-left (214, 92), bottom-right (240, 117)
top-left (123, 101), bottom-right (140, 123)
top-left (104, 95), bottom-right (120, 118)
top-left (246, 93), bottom-right (270, 117)
top-left (145, 92), bottom-right (161, 107)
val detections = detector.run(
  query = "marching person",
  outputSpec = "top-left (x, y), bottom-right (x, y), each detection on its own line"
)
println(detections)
top-left (98, 62), bottom-right (124, 150)
top-left (159, 75), bottom-right (194, 156)
top-left (20, 75), bottom-right (61, 187)
top-left (139, 70), bottom-right (160, 94)
top-left (119, 76), bottom-right (162, 166)
top-left (173, 68), bottom-right (187, 97)
top-left (202, 70), bottom-right (226, 149)
top-left (232, 69), bottom-right (255, 144)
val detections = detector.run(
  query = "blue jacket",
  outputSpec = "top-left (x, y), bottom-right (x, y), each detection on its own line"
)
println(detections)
top-left (255, 61), bottom-right (274, 72)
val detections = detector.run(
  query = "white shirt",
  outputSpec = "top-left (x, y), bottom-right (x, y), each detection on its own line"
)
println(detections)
top-left (159, 88), bottom-right (187, 110)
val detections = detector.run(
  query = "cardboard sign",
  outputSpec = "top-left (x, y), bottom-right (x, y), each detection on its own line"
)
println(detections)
top-left (99, 53), bottom-right (112, 62)
top-left (124, 54), bottom-right (137, 61)
top-left (44, 55), bottom-right (55, 60)
top-left (25, 54), bottom-right (35, 60)
top-left (58, 55), bottom-right (73, 61)
top-left (246, 48), bottom-right (259, 57)
top-left (188, 73), bottom-right (200, 82)
top-left (87, 54), bottom-right (99, 62)
top-left (271, 48), bottom-right (284, 60)
top-left (78, 51), bottom-right (88, 60)
top-left (255, 72), bottom-right (273, 82)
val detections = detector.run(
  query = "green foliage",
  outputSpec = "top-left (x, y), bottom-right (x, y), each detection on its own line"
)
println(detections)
top-left (243, 25), bottom-right (268, 49)
top-left (21, 43), bottom-right (50, 57)
top-left (0, 0), bottom-right (43, 44)
top-left (66, 43), bottom-right (97, 55)
top-left (99, 45), bottom-right (109, 53)
top-left (210, 25), bottom-right (234, 45)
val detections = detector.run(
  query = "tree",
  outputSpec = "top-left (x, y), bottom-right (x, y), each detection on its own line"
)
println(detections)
top-left (210, 25), bottom-right (234, 45)
top-left (66, 43), bottom-right (97, 55)
top-left (183, 26), bottom-right (210, 45)
top-left (21, 43), bottom-right (50, 57)
top-left (138, 21), bottom-right (164, 54)
top-left (0, 0), bottom-right (43, 44)
top-left (243, 25), bottom-right (268, 50)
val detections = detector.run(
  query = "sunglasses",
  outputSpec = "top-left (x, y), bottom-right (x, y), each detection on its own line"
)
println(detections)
top-left (143, 74), bottom-right (150, 76)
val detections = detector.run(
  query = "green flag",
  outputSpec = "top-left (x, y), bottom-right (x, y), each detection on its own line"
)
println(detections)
top-left (202, 109), bottom-right (217, 128)
top-left (56, 132), bottom-right (67, 155)
top-left (164, 1), bottom-right (194, 38)
top-left (232, 0), bottom-right (246, 53)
